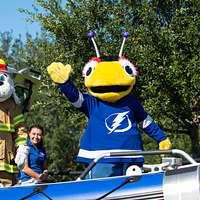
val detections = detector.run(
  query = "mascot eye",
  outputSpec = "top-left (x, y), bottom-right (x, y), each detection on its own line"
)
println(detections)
top-left (124, 65), bottom-right (134, 75)
top-left (82, 60), bottom-right (98, 77)
top-left (0, 74), bottom-right (6, 81)
top-left (119, 58), bottom-right (138, 77)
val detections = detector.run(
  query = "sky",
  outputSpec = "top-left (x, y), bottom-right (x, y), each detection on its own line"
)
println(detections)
top-left (0, 1), bottom-right (42, 41)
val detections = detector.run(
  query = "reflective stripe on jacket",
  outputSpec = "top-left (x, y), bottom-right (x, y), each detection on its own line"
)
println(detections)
top-left (0, 114), bottom-right (25, 131)
top-left (0, 98), bottom-right (27, 174)
top-left (0, 123), bottom-right (15, 132)
top-left (13, 114), bottom-right (25, 126)
top-left (15, 135), bottom-right (27, 147)
top-left (0, 162), bottom-right (19, 173)
top-left (0, 113), bottom-right (27, 147)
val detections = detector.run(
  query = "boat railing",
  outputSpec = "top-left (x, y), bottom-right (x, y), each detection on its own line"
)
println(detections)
top-left (77, 149), bottom-right (197, 180)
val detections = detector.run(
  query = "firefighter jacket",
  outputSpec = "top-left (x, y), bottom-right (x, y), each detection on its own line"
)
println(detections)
top-left (0, 97), bottom-right (27, 174)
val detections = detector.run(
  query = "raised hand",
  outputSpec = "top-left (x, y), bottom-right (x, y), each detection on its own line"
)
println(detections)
top-left (47, 62), bottom-right (72, 84)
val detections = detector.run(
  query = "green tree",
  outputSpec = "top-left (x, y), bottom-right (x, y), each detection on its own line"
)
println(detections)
top-left (131, 1), bottom-right (200, 157)
top-left (28, 0), bottom-right (199, 156)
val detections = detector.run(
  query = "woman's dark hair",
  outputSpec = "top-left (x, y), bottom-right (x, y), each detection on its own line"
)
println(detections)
top-left (29, 124), bottom-right (44, 135)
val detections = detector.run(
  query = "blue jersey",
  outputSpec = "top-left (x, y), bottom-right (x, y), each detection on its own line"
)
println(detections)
top-left (59, 80), bottom-right (167, 163)
top-left (19, 139), bottom-right (47, 182)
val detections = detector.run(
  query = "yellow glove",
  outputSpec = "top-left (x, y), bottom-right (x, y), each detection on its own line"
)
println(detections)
top-left (159, 138), bottom-right (172, 150)
top-left (47, 62), bottom-right (72, 84)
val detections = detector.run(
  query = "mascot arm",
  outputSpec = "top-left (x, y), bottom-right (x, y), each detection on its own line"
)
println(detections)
top-left (59, 80), bottom-right (85, 109)
top-left (15, 145), bottom-right (29, 169)
top-left (47, 62), bottom-right (72, 84)
top-left (59, 80), bottom-right (92, 115)
top-left (59, 80), bottom-right (81, 104)
top-left (13, 109), bottom-right (27, 145)
top-left (14, 126), bottom-right (29, 169)
top-left (141, 119), bottom-right (172, 150)
top-left (48, 62), bottom-right (94, 113)
top-left (132, 98), bottom-right (172, 150)
top-left (14, 126), bottom-right (28, 147)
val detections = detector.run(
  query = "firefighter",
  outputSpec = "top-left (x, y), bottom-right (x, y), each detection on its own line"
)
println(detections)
top-left (0, 59), bottom-right (28, 187)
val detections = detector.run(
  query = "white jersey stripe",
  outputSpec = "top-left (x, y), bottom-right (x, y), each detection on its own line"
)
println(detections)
top-left (78, 149), bottom-right (144, 159)
top-left (71, 91), bottom-right (84, 108)
top-left (139, 115), bottom-right (153, 129)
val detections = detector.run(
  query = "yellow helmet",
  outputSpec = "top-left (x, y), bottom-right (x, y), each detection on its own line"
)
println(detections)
top-left (0, 59), bottom-right (8, 73)
top-left (0, 59), bottom-right (5, 64)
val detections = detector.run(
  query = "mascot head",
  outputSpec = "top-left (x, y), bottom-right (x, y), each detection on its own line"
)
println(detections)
top-left (0, 59), bottom-right (20, 103)
top-left (82, 32), bottom-right (140, 103)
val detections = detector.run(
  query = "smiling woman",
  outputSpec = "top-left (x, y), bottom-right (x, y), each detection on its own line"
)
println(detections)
top-left (29, 125), bottom-right (44, 146)
top-left (17, 125), bottom-right (48, 185)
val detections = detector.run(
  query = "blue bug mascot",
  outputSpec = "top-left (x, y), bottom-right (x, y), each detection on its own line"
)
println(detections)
top-left (47, 32), bottom-right (171, 179)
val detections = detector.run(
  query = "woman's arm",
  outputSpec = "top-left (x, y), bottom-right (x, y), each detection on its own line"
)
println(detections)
top-left (22, 160), bottom-right (48, 181)
top-left (22, 163), bottom-right (41, 181)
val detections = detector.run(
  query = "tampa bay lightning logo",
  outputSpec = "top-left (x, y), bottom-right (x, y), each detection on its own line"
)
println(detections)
top-left (105, 111), bottom-right (132, 134)
top-left (40, 152), bottom-right (45, 157)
